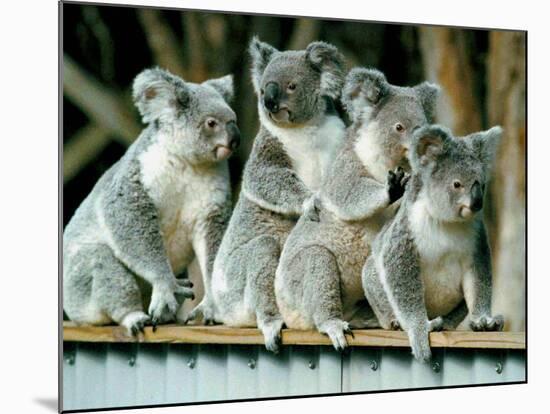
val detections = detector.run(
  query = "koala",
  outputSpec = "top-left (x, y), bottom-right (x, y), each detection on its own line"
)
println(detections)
top-left (63, 67), bottom-right (240, 335)
top-left (362, 124), bottom-right (504, 362)
top-left (275, 68), bottom-right (440, 351)
top-left (204, 37), bottom-right (347, 352)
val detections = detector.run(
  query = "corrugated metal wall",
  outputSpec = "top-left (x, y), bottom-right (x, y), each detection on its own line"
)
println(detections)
top-left (62, 343), bottom-right (525, 412)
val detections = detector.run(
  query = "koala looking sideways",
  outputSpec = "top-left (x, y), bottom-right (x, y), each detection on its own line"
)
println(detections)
top-left (63, 68), bottom-right (240, 334)
top-left (205, 38), bottom-right (347, 352)
top-left (275, 68), bottom-right (439, 350)
top-left (362, 125), bottom-right (504, 362)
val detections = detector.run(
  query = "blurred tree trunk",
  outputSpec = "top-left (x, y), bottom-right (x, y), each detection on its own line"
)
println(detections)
top-left (487, 31), bottom-right (526, 331)
top-left (182, 13), bottom-right (208, 82)
top-left (138, 9), bottom-right (187, 79)
top-left (418, 27), bottom-right (482, 134)
top-left (63, 54), bottom-right (140, 143)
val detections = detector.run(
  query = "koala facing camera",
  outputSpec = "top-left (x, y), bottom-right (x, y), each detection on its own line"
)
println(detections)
top-left (207, 37), bottom-right (348, 353)
top-left (362, 124), bottom-right (504, 362)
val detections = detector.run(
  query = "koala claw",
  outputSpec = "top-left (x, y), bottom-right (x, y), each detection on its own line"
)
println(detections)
top-left (344, 326), bottom-right (355, 339)
top-left (470, 315), bottom-right (504, 332)
top-left (265, 334), bottom-right (282, 354)
top-left (390, 319), bottom-right (402, 330)
top-left (175, 285), bottom-right (195, 301)
top-left (319, 319), bottom-right (350, 352)
top-left (387, 166), bottom-right (410, 204)
top-left (176, 278), bottom-right (193, 288)
top-left (148, 281), bottom-right (180, 325)
top-left (260, 318), bottom-right (284, 354)
top-left (122, 311), bottom-right (151, 337)
top-left (258, 319), bottom-right (284, 354)
top-left (181, 299), bottom-right (218, 325)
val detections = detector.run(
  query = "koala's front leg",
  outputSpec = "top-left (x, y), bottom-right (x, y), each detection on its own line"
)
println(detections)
top-left (322, 156), bottom-right (409, 221)
top-left (241, 134), bottom-right (312, 216)
top-left (375, 223), bottom-right (434, 362)
top-left (102, 170), bottom-right (194, 328)
top-left (247, 236), bottom-right (285, 353)
top-left (300, 245), bottom-right (353, 352)
top-left (183, 205), bottom-right (231, 325)
top-left (463, 221), bottom-right (504, 332)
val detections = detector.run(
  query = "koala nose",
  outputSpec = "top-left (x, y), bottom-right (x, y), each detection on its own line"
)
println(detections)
top-left (263, 82), bottom-right (281, 113)
top-left (226, 121), bottom-right (241, 150)
top-left (470, 181), bottom-right (483, 212)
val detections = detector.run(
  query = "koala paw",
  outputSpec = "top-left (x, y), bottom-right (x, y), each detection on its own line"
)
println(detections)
top-left (174, 278), bottom-right (195, 302)
top-left (175, 277), bottom-right (193, 288)
top-left (148, 281), bottom-right (181, 330)
top-left (428, 316), bottom-right (444, 332)
top-left (302, 195), bottom-right (322, 222)
top-left (260, 318), bottom-right (285, 354)
top-left (181, 298), bottom-right (218, 325)
top-left (387, 166), bottom-right (410, 204)
top-left (470, 315), bottom-right (504, 331)
top-left (121, 311), bottom-right (151, 337)
top-left (390, 319), bottom-right (402, 330)
top-left (408, 327), bottom-right (432, 363)
top-left (319, 319), bottom-right (353, 352)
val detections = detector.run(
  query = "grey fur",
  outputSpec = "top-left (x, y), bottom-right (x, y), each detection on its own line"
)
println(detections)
top-left (248, 37), bottom-right (345, 124)
top-left (64, 68), bottom-right (239, 334)
top-left (275, 68), bottom-right (440, 350)
top-left (362, 124), bottom-right (504, 362)
top-left (210, 38), bottom-right (347, 352)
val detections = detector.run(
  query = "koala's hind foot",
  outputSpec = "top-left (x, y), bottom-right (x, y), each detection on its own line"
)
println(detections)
top-left (318, 319), bottom-right (353, 352)
top-left (258, 317), bottom-right (285, 353)
top-left (121, 311), bottom-right (151, 336)
top-left (181, 297), bottom-right (219, 325)
top-left (470, 315), bottom-right (504, 332)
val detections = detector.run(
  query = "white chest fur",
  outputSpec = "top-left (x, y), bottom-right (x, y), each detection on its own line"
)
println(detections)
top-left (138, 140), bottom-right (229, 273)
top-left (259, 109), bottom-right (346, 191)
top-left (354, 121), bottom-right (392, 184)
top-left (409, 198), bottom-right (475, 317)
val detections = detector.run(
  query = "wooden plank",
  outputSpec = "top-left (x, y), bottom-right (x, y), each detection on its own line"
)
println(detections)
top-left (63, 323), bottom-right (525, 350)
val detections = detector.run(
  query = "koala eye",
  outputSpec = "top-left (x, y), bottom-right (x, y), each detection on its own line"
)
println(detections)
top-left (260, 88), bottom-right (265, 96)
top-left (287, 82), bottom-right (297, 92)
top-left (453, 180), bottom-right (462, 189)
top-left (206, 118), bottom-right (218, 129)
top-left (395, 123), bottom-right (405, 133)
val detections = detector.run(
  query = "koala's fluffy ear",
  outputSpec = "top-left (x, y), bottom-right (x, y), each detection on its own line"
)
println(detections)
top-left (414, 82), bottom-right (440, 123)
top-left (132, 67), bottom-right (190, 124)
top-left (342, 68), bottom-right (389, 122)
top-left (413, 125), bottom-right (451, 168)
top-left (471, 126), bottom-right (503, 169)
top-left (202, 74), bottom-right (234, 103)
top-left (305, 41), bottom-right (346, 100)
top-left (249, 36), bottom-right (278, 95)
